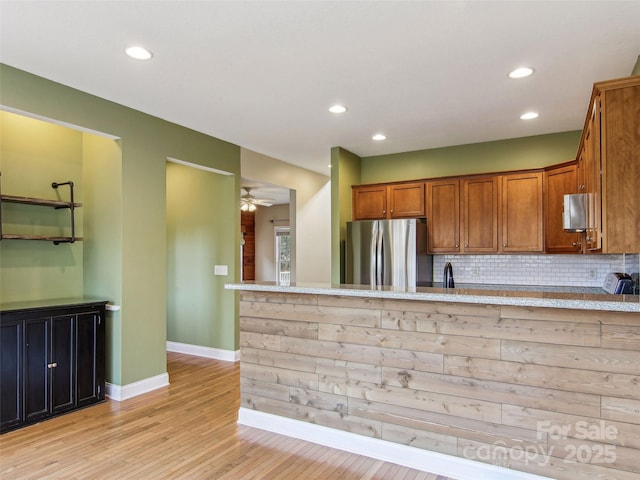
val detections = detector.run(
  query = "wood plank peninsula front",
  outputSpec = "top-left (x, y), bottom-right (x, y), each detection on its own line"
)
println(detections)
top-left (226, 282), bottom-right (640, 480)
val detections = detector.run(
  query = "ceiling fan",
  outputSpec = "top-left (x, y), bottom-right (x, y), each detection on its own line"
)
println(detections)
top-left (240, 187), bottom-right (274, 211)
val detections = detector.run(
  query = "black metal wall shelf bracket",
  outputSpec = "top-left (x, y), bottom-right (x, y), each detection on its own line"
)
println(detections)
top-left (0, 173), bottom-right (82, 245)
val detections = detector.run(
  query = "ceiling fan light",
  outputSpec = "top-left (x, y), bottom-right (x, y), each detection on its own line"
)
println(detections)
top-left (240, 203), bottom-right (249, 211)
top-left (248, 204), bottom-right (256, 212)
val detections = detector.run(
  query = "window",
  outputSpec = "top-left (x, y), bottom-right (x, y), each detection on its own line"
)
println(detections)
top-left (275, 227), bottom-right (291, 284)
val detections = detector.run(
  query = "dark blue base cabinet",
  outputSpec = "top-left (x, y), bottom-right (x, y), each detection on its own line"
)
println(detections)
top-left (0, 299), bottom-right (107, 433)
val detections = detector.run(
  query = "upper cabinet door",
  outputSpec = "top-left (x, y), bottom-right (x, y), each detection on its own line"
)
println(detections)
top-left (600, 81), bottom-right (640, 253)
top-left (462, 176), bottom-right (499, 253)
top-left (584, 96), bottom-right (602, 253)
top-left (389, 182), bottom-right (425, 218)
top-left (544, 163), bottom-right (582, 253)
top-left (502, 172), bottom-right (544, 253)
top-left (426, 179), bottom-right (460, 253)
top-left (352, 185), bottom-right (388, 220)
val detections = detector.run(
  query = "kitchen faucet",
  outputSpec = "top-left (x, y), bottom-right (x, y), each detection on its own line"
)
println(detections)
top-left (443, 262), bottom-right (455, 288)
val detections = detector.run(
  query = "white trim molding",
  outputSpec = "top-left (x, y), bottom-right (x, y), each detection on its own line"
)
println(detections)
top-left (106, 372), bottom-right (169, 401)
top-left (1, 105), bottom-right (121, 139)
top-left (167, 341), bottom-right (240, 362)
top-left (237, 408), bottom-right (552, 480)
top-left (166, 156), bottom-right (233, 176)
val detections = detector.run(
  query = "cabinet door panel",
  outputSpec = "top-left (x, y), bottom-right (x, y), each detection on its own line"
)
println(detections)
top-left (502, 172), bottom-right (543, 252)
top-left (602, 85), bottom-right (640, 253)
top-left (584, 96), bottom-right (602, 252)
top-left (352, 186), bottom-right (387, 220)
top-left (426, 180), bottom-right (460, 253)
top-left (389, 183), bottom-right (425, 218)
top-left (77, 312), bottom-right (104, 405)
top-left (462, 177), bottom-right (499, 253)
top-left (1, 322), bottom-right (22, 431)
top-left (544, 164), bottom-right (581, 253)
top-left (50, 315), bottom-right (75, 414)
top-left (24, 317), bottom-right (50, 422)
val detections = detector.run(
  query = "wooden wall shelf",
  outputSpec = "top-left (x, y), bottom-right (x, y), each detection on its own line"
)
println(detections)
top-left (0, 174), bottom-right (82, 244)
top-left (0, 194), bottom-right (82, 209)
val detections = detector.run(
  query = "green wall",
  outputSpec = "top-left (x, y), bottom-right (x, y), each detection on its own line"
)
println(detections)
top-left (0, 64), bottom-right (241, 387)
top-left (0, 111), bottom-right (85, 301)
top-left (82, 134), bottom-right (123, 384)
top-left (360, 131), bottom-right (581, 184)
top-left (166, 162), bottom-right (237, 350)
top-left (330, 147), bottom-right (361, 284)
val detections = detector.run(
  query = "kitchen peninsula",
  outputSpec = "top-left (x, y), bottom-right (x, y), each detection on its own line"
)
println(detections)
top-left (226, 282), bottom-right (640, 480)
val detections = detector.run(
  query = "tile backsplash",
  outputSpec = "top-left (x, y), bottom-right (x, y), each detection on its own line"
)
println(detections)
top-left (433, 253), bottom-right (640, 288)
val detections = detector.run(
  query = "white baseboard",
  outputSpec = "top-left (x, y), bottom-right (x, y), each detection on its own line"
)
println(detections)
top-left (237, 408), bottom-right (552, 480)
top-left (106, 372), bottom-right (169, 401)
top-left (106, 342), bottom-right (237, 402)
top-left (166, 341), bottom-right (239, 362)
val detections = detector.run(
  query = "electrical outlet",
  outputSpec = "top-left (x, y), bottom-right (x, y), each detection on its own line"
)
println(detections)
top-left (472, 267), bottom-right (480, 276)
top-left (589, 269), bottom-right (596, 278)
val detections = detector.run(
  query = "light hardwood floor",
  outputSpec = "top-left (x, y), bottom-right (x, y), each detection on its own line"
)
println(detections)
top-left (0, 352), bottom-right (455, 479)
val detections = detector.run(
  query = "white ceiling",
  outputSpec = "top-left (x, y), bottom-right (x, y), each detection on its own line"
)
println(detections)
top-left (1, 1), bottom-right (639, 180)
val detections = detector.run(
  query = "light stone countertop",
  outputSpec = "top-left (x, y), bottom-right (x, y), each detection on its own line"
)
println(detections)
top-left (225, 281), bottom-right (640, 313)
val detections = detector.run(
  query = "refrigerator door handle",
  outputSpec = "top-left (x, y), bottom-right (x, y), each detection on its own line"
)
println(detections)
top-left (375, 221), bottom-right (383, 285)
top-left (369, 221), bottom-right (378, 286)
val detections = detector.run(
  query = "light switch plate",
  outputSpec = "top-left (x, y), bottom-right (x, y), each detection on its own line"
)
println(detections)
top-left (214, 265), bottom-right (228, 276)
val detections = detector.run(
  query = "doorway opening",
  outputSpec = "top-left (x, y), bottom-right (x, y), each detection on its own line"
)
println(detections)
top-left (275, 227), bottom-right (291, 284)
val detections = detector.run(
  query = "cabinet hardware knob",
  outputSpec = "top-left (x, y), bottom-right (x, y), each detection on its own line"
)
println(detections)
top-left (503, 244), bottom-right (507, 247)
top-left (464, 244), bottom-right (468, 248)
top-left (572, 242), bottom-right (577, 246)
top-left (390, 209), bottom-right (394, 213)
top-left (382, 210), bottom-right (386, 214)
top-left (455, 244), bottom-right (459, 248)
top-left (47, 362), bottom-right (58, 369)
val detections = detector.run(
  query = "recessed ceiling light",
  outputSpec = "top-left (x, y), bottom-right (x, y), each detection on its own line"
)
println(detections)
top-left (329, 104), bottom-right (347, 114)
top-left (372, 133), bottom-right (387, 141)
top-left (520, 111), bottom-right (539, 120)
top-left (125, 46), bottom-right (153, 60)
top-left (509, 67), bottom-right (535, 79)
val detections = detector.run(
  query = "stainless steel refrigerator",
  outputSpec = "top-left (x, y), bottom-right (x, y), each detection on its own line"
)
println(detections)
top-left (345, 218), bottom-right (433, 289)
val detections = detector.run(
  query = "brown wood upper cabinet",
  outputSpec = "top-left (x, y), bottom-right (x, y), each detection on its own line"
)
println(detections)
top-left (578, 95), bottom-right (602, 252)
top-left (426, 175), bottom-right (501, 254)
top-left (426, 179), bottom-right (460, 253)
top-left (462, 176), bottom-right (500, 253)
top-left (501, 172), bottom-right (543, 252)
top-left (587, 76), bottom-right (640, 253)
top-left (352, 185), bottom-right (387, 220)
top-left (352, 182), bottom-right (425, 220)
top-left (427, 173), bottom-right (543, 254)
top-left (544, 163), bottom-right (582, 253)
